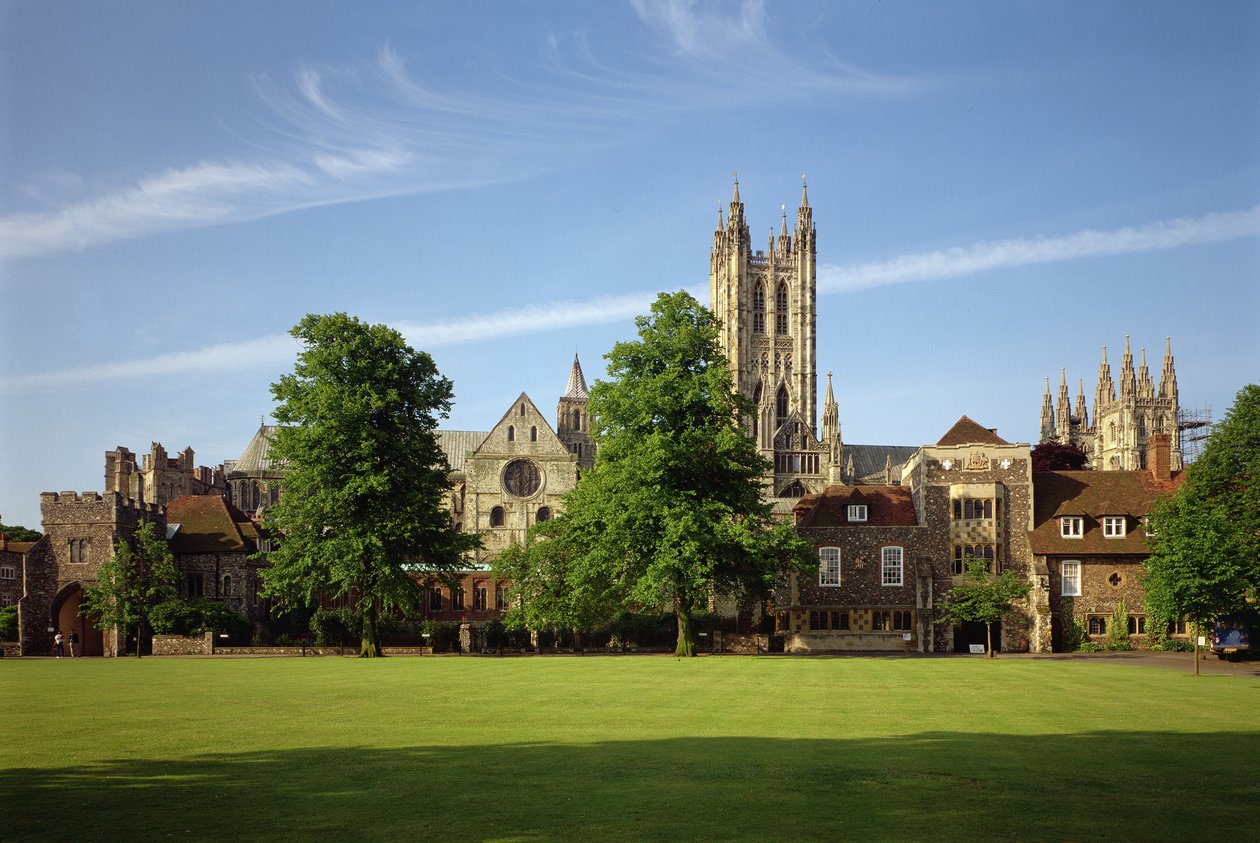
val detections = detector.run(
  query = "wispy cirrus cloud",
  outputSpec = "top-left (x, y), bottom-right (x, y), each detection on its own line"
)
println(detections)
top-left (1, 5), bottom-right (922, 263)
top-left (819, 205), bottom-right (1260, 292)
top-left (0, 291), bottom-right (662, 393)
top-left (6, 206), bottom-right (1255, 393)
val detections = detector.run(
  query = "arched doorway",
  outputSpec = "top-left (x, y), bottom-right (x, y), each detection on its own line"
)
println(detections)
top-left (953, 619), bottom-right (1001, 654)
top-left (51, 582), bottom-right (105, 656)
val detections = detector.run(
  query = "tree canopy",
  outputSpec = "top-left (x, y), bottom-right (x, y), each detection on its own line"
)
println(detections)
top-left (262, 313), bottom-right (479, 657)
top-left (80, 520), bottom-right (177, 658)
top-left (1144, 383), bottom-right (1259, 671)
top-left (1031, 440), bottom-right (1089, 472)
top-left (0, 522), bottom-right (41, 542)
top-left (495, 291), bottom-right (814, 656)
top-left (936, 558), bottom-right (1032, 658)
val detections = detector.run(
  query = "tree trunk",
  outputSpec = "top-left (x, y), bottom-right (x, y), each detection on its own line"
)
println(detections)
top-left (360, 600), bottom-right (382, 658)
top-left (675, 597), bottom-right (695, 657)
top-left (135, 622), bottom-right (143, 659)
top-left (986, 621), bottom-right (994, 659)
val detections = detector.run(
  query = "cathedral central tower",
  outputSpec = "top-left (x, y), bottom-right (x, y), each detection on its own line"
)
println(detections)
top-left (711, 178), bottom-right (833, 498)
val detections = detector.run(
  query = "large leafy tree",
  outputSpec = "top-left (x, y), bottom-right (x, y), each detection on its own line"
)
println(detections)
top-left (262, 313), bottom-right (479, 657)
top-left (0, 522), bottom-right (41, 542)
top-left (80, 521), bottom-right (177, 658)
top-left (936, 558), bottom-right (1032, 658)
top-left (1031, 440), bottom-right (1089, 471)
top-left (497, 291), bottom-right (814, 656)
top-left (1144, 383), bottom-right (1259, 673)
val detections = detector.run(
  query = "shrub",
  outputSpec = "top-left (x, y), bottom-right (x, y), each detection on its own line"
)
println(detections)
top-left (0, 604), bottom-right (17, 642)
top-left (1106, 600), bottom-right (1132, 651)
top-left (310, 607), bottom-right (361, 647)
top-left (420, 620), bottom-right (460, 652)
top-left (1079, 641), bottom-right (1102, 653)
top-left (150, 598), bottom-right (250, 642)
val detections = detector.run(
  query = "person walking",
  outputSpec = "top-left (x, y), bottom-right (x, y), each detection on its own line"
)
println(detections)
top-left (69, 630), bottom-right (80, 657)
top-left (54, 630), bottom-right (64, 658)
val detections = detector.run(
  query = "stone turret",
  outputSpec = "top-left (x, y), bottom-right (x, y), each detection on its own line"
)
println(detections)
top-left (1039, 378), bottom-right (1054, 442)
top-left (556, 354), bottom-right (594, 471)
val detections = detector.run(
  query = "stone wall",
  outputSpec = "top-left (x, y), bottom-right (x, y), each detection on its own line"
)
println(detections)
top-left (1045, 555), bottom-right (1151, 646)
top-left (152, 632), bottom-right (214, 655)
top-left (789, 522), bottom-right (949, 652)
top-left (174, 551), bottom-right (266, 624)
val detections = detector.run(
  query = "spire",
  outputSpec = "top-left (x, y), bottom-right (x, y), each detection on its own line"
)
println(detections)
top-left (846, 452), bottom-right (856, 483)
top-left (1137, 346), bottom-right (1154, 398)
top-left (1039, 377), bottom-right (1055, 442)
top-left (800, 175), bottom-right (809, 208)
top-left (1095, 345), bottom-right (1115, 414)
top-left (1120, 335), bottom-right (1136, 398)
top-left (727, 172), bottom-right (745, 231)
top-left (563, 354), bottom-right (589, 400)
top-left (1075, 378), bottom-right (1089, 430)
top-left (1056, 368), bottom-right (1072, 439)
top-left (1159, 336), bottom-right (1178, 401)
top-left (732, 174), bottom-right (740, 205)
top-left (822, 371), bottom-right (840, 461)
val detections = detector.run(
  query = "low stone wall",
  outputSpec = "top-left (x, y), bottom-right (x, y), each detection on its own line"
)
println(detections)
top-left (1, 642), bottom-right (20, 657)
top-left (716, 632), bottom-right (769, 654)
top-left (152, 633), bottom-right (213, 656)
top-left (787, 631), bottom-right (915, 653)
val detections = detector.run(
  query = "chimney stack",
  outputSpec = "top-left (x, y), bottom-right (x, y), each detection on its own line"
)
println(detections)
top-left (1148, 432), bottom-right (1172, 481)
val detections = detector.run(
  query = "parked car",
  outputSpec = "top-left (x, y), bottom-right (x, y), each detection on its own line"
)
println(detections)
top-left (1211, 611), bottom-right (1257, 661)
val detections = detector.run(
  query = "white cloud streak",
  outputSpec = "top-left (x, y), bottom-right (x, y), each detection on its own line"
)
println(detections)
top-left (0, 291), bottom-right (662, 393)
top-left (1, 8), bottom-right (921, 262)
top-left (819, 205), bottom-right (1260, 293)
top-left (6, 204), bottom-right (1255, 393)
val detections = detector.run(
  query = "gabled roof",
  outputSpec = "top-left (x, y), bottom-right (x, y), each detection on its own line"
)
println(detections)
top-left (437, 430), bottom-right (489, 474)
top-left (845, 444), bottom-right (918, 482)
top-left (937, 415), bottom-right (1010, 446)
top-left (1029, 470), bottom-right (1183, 555)
top-left (0, 540), bottom-right (35, 555)
top-left (794, 485), bottom-right (919, 528)
top-left (166, 495), bottom-right (261, 555)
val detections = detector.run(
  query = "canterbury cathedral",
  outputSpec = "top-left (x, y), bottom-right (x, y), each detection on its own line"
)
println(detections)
top-left (711, 179), bottom-right (911, 503)
top-left (1039, 336), bottom-right (1182, 471)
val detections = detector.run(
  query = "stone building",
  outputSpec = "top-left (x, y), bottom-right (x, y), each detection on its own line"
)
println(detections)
top-left (710, 180), bottom-right (911, 504)
top-left (0, 532), bottom-right (35, 610)
top-left (20, 491), bottom-right (165, 656)
top-left (166, 495), bottom-right (270, 628)
top-left (786, 485), bottom-right (942, 652)
top-left (422, 359), bottom-right (591, 623)
top-left (1031, 432), bottom-right (1184, 650)
top-left (1040, 336), bottom-right (1181, 471)
top-left (787, 415), bottom-right (1043, 653)
top-left (104, 442), bottom-right (226, 508)
top-left (225, 424), bottom-right (286, 519)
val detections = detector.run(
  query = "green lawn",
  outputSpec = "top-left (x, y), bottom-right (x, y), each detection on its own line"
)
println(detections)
top-left (3, 655), bottom-right (1257, 841)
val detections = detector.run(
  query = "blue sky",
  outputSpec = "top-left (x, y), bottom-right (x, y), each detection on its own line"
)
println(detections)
top-left (2, 0), bottom-right (1257, 529)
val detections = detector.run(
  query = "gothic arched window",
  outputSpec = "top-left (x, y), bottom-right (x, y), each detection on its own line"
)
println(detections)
top-left (530, 426), bottom-right (538, 442)
top-left (519, 403), bottom-right (527, 417)
top-left (573, 410), bottom-right (581, 431)
top-left (753, 283), bottom-right (766, 334)
top-left (775, 282), bottom-right (789, 334)
top-left (776, 385), bottom-right (789, 426)
top-left (507, 425), bottom-right (515, 442)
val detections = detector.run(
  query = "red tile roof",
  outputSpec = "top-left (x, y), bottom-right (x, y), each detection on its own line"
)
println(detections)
top-left (166, 495), bottom-right (261, 555)
top-left (794, 485), bottom-right (919, 528)
top-left (936, 416), bottom-right (1010, 447)
top-left (1030, 470), bottom-right (1183, 555)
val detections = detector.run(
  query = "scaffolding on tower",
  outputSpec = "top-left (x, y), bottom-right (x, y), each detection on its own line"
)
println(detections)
top-left (1177, 405), bottom-right (1212, 464)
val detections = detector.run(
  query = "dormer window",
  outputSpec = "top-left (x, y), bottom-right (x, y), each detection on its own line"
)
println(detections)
top-left (1060, 516), bottom-right (1084, 538)
top-left (1102, 516), bottom-right (1127, 539)
top-left (848, 504), bottom-right (868, 523)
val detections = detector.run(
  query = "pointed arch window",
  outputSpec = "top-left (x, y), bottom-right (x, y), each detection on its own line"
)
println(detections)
top-left (753, 283), bottom-right (766, 334)
top-left (520, 403), bottom-right (527, 416)
top-left (573, 410), bottom-right (581, 431)
top-left (507, 425), bottom-right (515, 442)
top-left (775, 282), bottom-right (789, 334)
top-left (776, 385), bottom-right (789, 427)
top-left (530, 426), bottom-right (538, 442)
